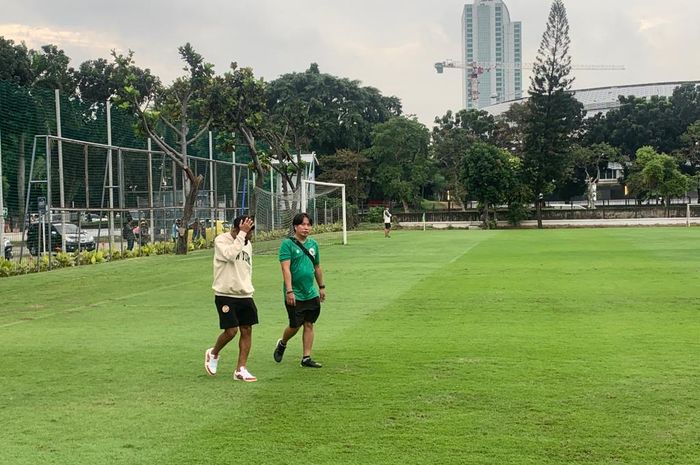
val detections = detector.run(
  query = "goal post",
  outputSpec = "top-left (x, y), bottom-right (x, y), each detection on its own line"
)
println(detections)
top-left (301, 180), bottom-right (347, 245)
top-left (252, 180), bottom-right (347, 251)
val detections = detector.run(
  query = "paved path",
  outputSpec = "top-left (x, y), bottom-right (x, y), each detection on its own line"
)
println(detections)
top-left (400, 217), bottom-right (700, 229)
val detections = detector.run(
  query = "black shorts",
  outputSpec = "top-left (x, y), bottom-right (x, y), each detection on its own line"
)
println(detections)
top-left (214, 295), bottom-right (259, 329)
top-left (384, 222), bottom-right (392, 229)
top-left (285, 297), bottom-right (321, 328)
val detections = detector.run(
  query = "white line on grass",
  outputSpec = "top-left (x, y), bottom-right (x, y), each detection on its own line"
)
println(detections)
top-left (0, 282), bottom-right (184, 329)
top-left (448, 240), bottom-right (484, 264)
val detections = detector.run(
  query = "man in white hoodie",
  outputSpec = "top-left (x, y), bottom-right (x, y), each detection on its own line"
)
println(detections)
top-left (205, 215), bottom-right (258, 382)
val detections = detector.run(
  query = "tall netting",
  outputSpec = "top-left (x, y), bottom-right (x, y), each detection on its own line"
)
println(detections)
top-left (0, 80), bottom-right (256, 263)
top-left (253, 180), bottom-right (346, 254)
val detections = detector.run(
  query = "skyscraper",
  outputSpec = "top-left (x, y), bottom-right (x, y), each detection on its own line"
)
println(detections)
top-left (462, 0), bottom-right (522, 109)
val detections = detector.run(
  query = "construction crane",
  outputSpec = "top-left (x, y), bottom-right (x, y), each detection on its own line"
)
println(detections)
top-left (434, 60), bottom-right (625, 106)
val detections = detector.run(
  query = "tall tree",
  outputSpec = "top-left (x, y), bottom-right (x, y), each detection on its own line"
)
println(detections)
top-left (267, 64), bottom-right (401, 157)
top-left (262, 64), bottom-right (401, 198)
top-left (113, 44), bottom-right (215, 254)
top-left (368, 116), bottom-right (431, 212)
top-left (210, 63), bottom-right (268, 193)
top-left (522, 0), bottom-right (584, 228)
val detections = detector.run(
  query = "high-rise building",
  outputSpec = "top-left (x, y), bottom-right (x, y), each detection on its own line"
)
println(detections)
top-left (462, 0), bottom-right (522, 109)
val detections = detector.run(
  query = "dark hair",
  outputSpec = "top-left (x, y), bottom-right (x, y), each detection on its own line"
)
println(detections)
top-left (292, 212), bottom-right (313, 227)
top-left (233, 215), bottom-right (254, 230)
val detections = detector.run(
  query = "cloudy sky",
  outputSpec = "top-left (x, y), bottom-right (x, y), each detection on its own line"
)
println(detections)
top-left (3, 0), bottom-right (699, 126)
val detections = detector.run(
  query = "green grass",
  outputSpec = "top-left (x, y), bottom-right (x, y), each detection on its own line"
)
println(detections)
top-left (1, 228), bottom-right (699, 464)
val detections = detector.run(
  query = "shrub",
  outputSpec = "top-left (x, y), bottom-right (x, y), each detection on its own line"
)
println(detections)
top-left (54, 252), bottom-right (74, 268)
top-left (367, 207), bottom-right (384, 223)
top-left (507, 202), bottom-right (530, 226)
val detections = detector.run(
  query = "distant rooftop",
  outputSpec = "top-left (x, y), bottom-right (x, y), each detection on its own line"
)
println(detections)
top-left (482, 81), bottom-right (700, 117)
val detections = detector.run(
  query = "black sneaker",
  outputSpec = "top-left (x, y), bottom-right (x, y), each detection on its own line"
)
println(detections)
top-left (300, 357), bottom-right (322, 368)
top-left (273, 339), bottom-right (286, 363)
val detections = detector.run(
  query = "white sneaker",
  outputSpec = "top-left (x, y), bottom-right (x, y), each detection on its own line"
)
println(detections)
top-left (204, 348), bottom-right (218, 376)
top-left (234, 367), bottom-right (257, 382)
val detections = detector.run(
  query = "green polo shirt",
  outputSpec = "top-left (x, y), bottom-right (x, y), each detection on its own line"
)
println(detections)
top-left (278, 237), bottom-right (320, 300)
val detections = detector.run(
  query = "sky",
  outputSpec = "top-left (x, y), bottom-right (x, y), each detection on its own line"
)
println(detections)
top-left (2, 0), bottom-right (699, 127)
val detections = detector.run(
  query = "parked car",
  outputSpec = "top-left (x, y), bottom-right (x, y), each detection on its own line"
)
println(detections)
top-left (26, 223), bottom-right (96, 256)
top-left (3, 237), bottom-right (11, 260)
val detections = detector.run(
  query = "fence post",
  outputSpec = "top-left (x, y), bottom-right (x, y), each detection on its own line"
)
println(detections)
top-left (106, 99), bottom-right (115, 252)
top-left (209, 131), bottom-right (215, 226)
top-left (147, 138), bottom-right (155, 243)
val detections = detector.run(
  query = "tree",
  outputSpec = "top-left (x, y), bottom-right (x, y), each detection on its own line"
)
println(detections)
top-left (113, 44), bottom-right (214, 254)
top-left (461, 142), bottom-right (519, 228)
top-left (495, 101), bottom-right (529, 155)
top-left (76, 58), bottom-right (117, 104)
top-left (583, 84), bottom-right (700, 157)
top-left (30, 44), bottom-right (77, 93)
top-left (317, 149), bottom-right (370, 206)
top-left (432, 109), bottom-right (498, 207)
top-left (0, 37), bottom-right (33, 86)
top-left (261, 64), bottom-right (401, 200)
top-left (626, 146), bottom-right (689, 214)
top-left (210, 63), bottom-right (268, 195)
top-left (368, 116), bottom-right (431, 212)
top-left (267, 64), bottom-right (401, 157)
top-left (569, 143), bottom-right (621, 208)
top-left (0, 38), bottom-right (35, 226)
top-left (522, 0), bottom-right (584, 228)
top-left (678, 120), bottom-right (700, 201)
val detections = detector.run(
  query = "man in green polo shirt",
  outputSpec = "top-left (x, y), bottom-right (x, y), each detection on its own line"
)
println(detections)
top-left (273, 212), bottom-right (326, 368)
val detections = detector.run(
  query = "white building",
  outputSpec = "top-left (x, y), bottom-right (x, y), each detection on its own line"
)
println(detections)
top-left (462, 0), bottom-right (522, 109)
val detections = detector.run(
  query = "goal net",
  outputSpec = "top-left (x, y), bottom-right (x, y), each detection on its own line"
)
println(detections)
top-left (253, 180), bottom-right (346, 253)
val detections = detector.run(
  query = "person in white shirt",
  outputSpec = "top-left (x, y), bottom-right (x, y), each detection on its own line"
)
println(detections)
top-left (204, 216), bottom-right (258, 382)
top-left (383, 206), bottom-right (392, 238)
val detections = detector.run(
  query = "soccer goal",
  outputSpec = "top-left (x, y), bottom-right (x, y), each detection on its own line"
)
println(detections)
top-left (253, 180), bottom-right (347, 249)
top-left (301, 180), bottom-right (347, 245)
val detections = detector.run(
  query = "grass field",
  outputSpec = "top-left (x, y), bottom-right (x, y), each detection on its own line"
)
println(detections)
top-left (1, 228), bottom-right (699, 464)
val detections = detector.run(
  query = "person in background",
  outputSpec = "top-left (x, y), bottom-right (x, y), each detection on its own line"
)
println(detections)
top-left (383, 206), bottom-right (392, 238)
top-left (138, 220), bottom-right (149, 245)
top-left (171, 219), bottom-right (181, 244)
top-left (122, 219), bottom-right (135, 251)
top-left (192, 218), bottom-right (202, 241)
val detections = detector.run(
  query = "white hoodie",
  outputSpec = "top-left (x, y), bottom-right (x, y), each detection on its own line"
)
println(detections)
top-left (212, 230), bottom-right (254, 298)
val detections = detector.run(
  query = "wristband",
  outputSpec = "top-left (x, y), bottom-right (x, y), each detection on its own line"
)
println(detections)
top-left (286, 290), bottom-right (294, 294)
top-left (319, 285), bottom-right (326, 289)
